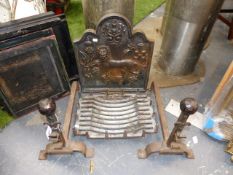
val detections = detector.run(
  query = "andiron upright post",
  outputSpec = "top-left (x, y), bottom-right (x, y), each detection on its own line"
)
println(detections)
top-left (138, 82), bottom-right (198, 159)
top-left (38, 81), bottom-right (94, 160)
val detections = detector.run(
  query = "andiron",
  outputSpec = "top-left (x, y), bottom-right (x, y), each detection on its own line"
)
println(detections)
top-left (138, 82), bottom-right (198, 159)
top-left (38, 81), bottom-right (94, 160)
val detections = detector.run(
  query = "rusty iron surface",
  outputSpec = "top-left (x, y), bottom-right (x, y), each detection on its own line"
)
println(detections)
top-left (0, 34), bottom-right (69, 116)
top-left (138, 82), bottom-right (198, 159)
top-left (73, 14), bottom-right (156, 139)
top-left (38, 82), bottom-right (94, 160)
top-left (74, 90), bottom-right (157, 138)
top-left (74, 14), bottom-right (153, 91)
top-left (166, 98), bottom-right (198, 146)
top-left (152, 82), bottom-right (170, 141)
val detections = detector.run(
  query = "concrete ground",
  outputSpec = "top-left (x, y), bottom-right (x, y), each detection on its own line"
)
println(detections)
top-left (0, 5), bottom-right (233, 175)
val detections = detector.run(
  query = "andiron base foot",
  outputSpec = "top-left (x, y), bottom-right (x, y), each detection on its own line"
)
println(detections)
top-left (39, 140), bottom-right (94, 160)
top-left (138, 141), bottom-right (194, 159)
top-left (38, 82), bottom-right (94, 160)
top-left (139, 85), bottom-right (198, 159)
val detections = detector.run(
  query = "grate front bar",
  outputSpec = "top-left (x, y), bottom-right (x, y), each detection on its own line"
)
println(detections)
top-left (74, 91), bottom-right (157, 138)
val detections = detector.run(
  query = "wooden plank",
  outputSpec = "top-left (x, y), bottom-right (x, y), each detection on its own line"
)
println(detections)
top-left (208, 61), bottom-right (233, 107)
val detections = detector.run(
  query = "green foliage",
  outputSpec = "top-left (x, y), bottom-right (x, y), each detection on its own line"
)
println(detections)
top-left (0, 109), bottom-right (14, 129)
top-left (65, 0), bottom-right (85, 40)
top-left (134, 0), bottom-right (165, 24)
top-left (65, 0), bottom-right (165, 40)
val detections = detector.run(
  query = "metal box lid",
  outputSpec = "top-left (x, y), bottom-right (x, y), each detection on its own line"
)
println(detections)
top-left (74, 14), bottom-right (153, 92)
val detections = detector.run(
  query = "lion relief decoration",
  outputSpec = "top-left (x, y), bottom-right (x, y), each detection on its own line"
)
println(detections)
top-left (74, 15), bottom-right (153, 89)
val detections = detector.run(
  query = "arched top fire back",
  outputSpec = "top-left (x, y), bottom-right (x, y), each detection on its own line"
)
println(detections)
top-left (74, 14), bottom-right (153, 91)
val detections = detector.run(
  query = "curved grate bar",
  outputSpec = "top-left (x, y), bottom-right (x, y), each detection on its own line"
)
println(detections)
top-left (74, 92), bottom-right (157, 138)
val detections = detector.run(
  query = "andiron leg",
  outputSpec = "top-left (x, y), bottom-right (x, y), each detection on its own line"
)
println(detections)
top-left (38, 81), bottom-right (94, 160)
top-left (138, 82), bottom-right (198, 159)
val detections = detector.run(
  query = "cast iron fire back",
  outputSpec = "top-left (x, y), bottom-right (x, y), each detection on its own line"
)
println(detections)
top-left (73, 14), bottom-right (157, 138)
top-left (75, 14), bottom-right (153, 91)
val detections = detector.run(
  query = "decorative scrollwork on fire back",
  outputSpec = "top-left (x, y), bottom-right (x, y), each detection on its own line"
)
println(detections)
top-left (100, 19), bottom-right (127, 45)
top-left (78, 36), bottom-right (98, 79)
top-left (74, 15), bottom-right (153, 89)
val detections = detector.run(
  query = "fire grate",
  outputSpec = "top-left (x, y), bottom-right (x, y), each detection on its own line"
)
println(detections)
top-left (73, 14), bottom-right (157, 139)
top-left (74, 91), bottom-right (157, 138)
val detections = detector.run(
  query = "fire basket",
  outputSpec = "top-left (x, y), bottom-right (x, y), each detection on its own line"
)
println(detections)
top-left (73, 14), bottom-right (158, 138)
top-left (36, 14), bottom-right (199, 159)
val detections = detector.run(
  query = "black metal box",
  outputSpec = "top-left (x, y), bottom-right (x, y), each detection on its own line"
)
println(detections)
top-left (0, 12), bottom-right (77, 116)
